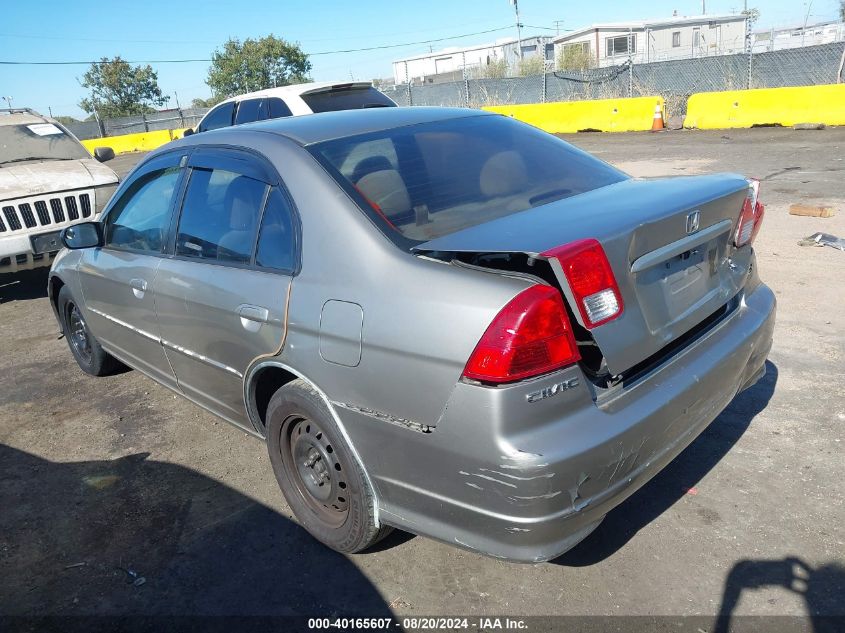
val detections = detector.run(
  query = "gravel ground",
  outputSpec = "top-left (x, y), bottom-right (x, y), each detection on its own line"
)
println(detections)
top-left (1, 128), bottom-right (843, 626)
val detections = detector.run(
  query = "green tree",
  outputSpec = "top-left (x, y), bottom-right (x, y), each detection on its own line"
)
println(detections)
top-left (78, 57), bottom-right (168, 118)
top-left (840, 0), bottom-right (844, 21)
top-left (206, 35), bottom-right (311, 98)
top-left (190, 96), bottom-right (224, 108)
top-left (54, 115), bottom-right (80, 126)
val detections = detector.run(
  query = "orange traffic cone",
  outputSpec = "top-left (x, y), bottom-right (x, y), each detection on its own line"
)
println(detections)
top-left (651, 102), bottom-right (665, 131)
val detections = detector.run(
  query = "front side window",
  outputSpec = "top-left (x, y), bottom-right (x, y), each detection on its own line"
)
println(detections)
top-left (176, 168), bottom-right (267, 264)
top-left (104, 167), bottom-right (181, 252)
top-left (311, 115), bottom-right (626, 244)
top-left (198, 102), bottom-right (235, 132)
top-left (672, 31), bottom-right (681, 47)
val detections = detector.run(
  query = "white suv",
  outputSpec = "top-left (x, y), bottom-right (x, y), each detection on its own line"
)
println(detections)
top-left (190, 81), bottom-right (396, 134)
top-left (1, 109), bottom-right (120, 273)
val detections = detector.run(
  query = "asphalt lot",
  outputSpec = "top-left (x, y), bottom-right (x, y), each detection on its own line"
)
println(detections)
top-left (1, 128), bottom-right (843, 624)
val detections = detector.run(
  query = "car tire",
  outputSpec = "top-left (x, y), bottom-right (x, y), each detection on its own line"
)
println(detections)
top-left (266, 379), bottom-right (392, 553)
top-left (58, 285), bottom-right (122, 377)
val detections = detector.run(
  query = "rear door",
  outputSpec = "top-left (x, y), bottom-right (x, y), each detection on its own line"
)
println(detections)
top-left (77, 151), bottom-right (186, 388)
top-left (153, 147), bottom-right (296, 426)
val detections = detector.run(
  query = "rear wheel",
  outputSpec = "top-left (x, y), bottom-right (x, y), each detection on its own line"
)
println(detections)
top-left (266, 379), bottom-right (391, 553)
top-left (58, 285), bottom-right (121, 376)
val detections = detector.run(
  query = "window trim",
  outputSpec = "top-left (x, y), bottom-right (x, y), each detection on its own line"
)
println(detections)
top-left (165, 145), bottom-right (302, 276)
top-left (672, 31), bottom-right (681, 48)
top-left (605, 34), bottom-right (636, 57)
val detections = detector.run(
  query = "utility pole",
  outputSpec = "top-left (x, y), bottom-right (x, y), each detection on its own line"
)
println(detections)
top-left (701, 1), bottom-right (706, 15)
top-left (512, 0), bottom-right (524, 59)
top-left (802, 0), bottom-right (814, 47)
top-left (553, 20), bottom-right (564, 36)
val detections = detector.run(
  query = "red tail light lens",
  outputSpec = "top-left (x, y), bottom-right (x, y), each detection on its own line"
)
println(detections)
top-left (735, 179), bottom-right (764, 247)
top-left (541, 239), bottom-right (624, 328)
top-left (463, 285), bottom-right (580, 384)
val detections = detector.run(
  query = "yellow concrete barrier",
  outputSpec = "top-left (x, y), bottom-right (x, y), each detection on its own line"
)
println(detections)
top-left (483, 96), bottom-right (664, 133)
top-left (685, 84), bottom-right (845, 130)
top-left (81, 128), bottom-right (188, 155)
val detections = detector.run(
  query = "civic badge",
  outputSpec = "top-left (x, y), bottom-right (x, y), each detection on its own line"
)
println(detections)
top-left (686, 210), bottom-right (701, 234)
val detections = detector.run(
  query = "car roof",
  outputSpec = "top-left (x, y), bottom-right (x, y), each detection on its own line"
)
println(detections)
top-left (0, 109), bottom-right (51, 127)
top-left (215, 81), bottom-right (376, 107)
top-left (181, 107), bottom-right (491, 147)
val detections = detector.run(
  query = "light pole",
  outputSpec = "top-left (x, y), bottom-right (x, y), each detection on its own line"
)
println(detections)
top-left (2, 96), bottom-right (13, 110)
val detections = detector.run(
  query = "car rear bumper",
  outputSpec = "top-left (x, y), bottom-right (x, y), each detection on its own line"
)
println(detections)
top-left (341, 281), bottom-right (776, 562)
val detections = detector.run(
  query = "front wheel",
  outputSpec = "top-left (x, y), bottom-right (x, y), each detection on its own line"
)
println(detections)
top-left (57, 285), bottom-right (121, 376)
top-left (266, 379), bottom-right (391, 553)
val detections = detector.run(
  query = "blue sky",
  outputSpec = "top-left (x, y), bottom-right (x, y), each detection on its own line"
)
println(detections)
top-left (1, 0), bottom-right (840, 118)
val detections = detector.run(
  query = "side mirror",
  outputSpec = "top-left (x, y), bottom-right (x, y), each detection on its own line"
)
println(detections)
top-left (182, 128), bottom-right (195, 137)
top-left (93, 147), bottom-right (115, 162)
top-left (61, 222), bottom-right (103, 250)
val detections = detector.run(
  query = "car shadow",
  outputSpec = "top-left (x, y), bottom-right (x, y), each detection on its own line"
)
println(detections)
top-left (0, 444), bottom-right (392, 619)
top-left (0, 268), bottom-right (50, 303)
top-left (554, 360), bottom-right (778, 566)
top-left (714, 557), bottom-right (845, 633)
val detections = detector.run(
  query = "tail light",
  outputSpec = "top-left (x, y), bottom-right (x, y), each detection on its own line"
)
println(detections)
top-left (542, 239), bottom-right (624, 328)
top-left (462, 285), bottom-right (580, 384)
top-left (735, 178), bottom-right (764, 247)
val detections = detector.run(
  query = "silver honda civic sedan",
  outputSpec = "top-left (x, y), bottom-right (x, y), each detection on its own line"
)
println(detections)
top-left (48, 107), bottom-right (775, 562)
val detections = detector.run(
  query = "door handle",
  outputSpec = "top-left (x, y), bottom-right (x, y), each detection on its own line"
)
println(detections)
top-left (130, 278), bottom-right (147, 299)
top-left (237, 305), bottom-right (270, 331)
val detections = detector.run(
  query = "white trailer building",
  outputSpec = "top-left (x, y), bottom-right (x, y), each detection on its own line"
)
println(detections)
top-left (392, 35), bottom-right (553, 85)
top-left (552, 14), bottom-right (749, 68)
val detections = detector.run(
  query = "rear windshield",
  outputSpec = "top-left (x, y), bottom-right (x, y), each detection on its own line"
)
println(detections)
top-left (310, 114), bottom-right (626, 244)
top-left (301, 87), bottom-right (396, 113)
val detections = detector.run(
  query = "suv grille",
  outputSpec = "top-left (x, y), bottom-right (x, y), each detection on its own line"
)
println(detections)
top-left (0, 191), bottom-right (95, 235)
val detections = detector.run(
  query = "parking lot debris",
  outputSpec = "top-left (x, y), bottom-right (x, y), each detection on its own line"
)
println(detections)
top-left (798, 232), bottom-right (845, 252)
top-left (789, 204), bottom-right (836, 218)
top-left (63, 562), bottom-right (86, 570)
top-left (117, 566), bottom-right (146, 587)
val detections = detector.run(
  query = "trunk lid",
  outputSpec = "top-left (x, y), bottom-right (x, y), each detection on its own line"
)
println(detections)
top-left (413, 174), bottom-right (751, 375)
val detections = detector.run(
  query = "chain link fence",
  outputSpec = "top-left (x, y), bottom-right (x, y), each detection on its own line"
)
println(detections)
top-left (66, 107), bottom-right (209, 141)
top-left (382, 41), bottom-right (845, 117)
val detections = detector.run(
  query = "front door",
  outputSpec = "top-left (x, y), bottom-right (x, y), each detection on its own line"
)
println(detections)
top-left (153, 148), bottom-right (296, 426)
top-left (78, 151), bottom-right (186, 388)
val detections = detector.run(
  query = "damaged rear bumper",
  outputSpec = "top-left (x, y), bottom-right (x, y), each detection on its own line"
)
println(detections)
top-left (342, 282), bottom-right (776, 562)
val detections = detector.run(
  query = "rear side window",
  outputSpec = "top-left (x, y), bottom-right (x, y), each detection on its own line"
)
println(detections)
top-left (255, 188), bottom-right (295, 271)
top-left (301, 87), bottom-right (395, 113)
top-left (234, 98), bottom-right (266, 125)
top-left (310, 115), bottom-right (626, 243)
top-left (267, 97), bottom-right (293, 119)
top-left (176, 168), bottom-right (268, 264)
top-left (198, 102), bottom-right (235, 132)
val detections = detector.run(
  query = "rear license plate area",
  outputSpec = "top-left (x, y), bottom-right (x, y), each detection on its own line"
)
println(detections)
top-left (635, 240), bottom-right (723, 331)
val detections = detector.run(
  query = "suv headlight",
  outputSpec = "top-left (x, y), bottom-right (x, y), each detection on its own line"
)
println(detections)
top-left (95, 183), bottom-right (119, 215)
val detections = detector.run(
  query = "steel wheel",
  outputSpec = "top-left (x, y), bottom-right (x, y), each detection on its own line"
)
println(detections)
top-left (282, 416), bottom-right (349, 528)
top-left (67, 303), bottom-right (93, 365)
